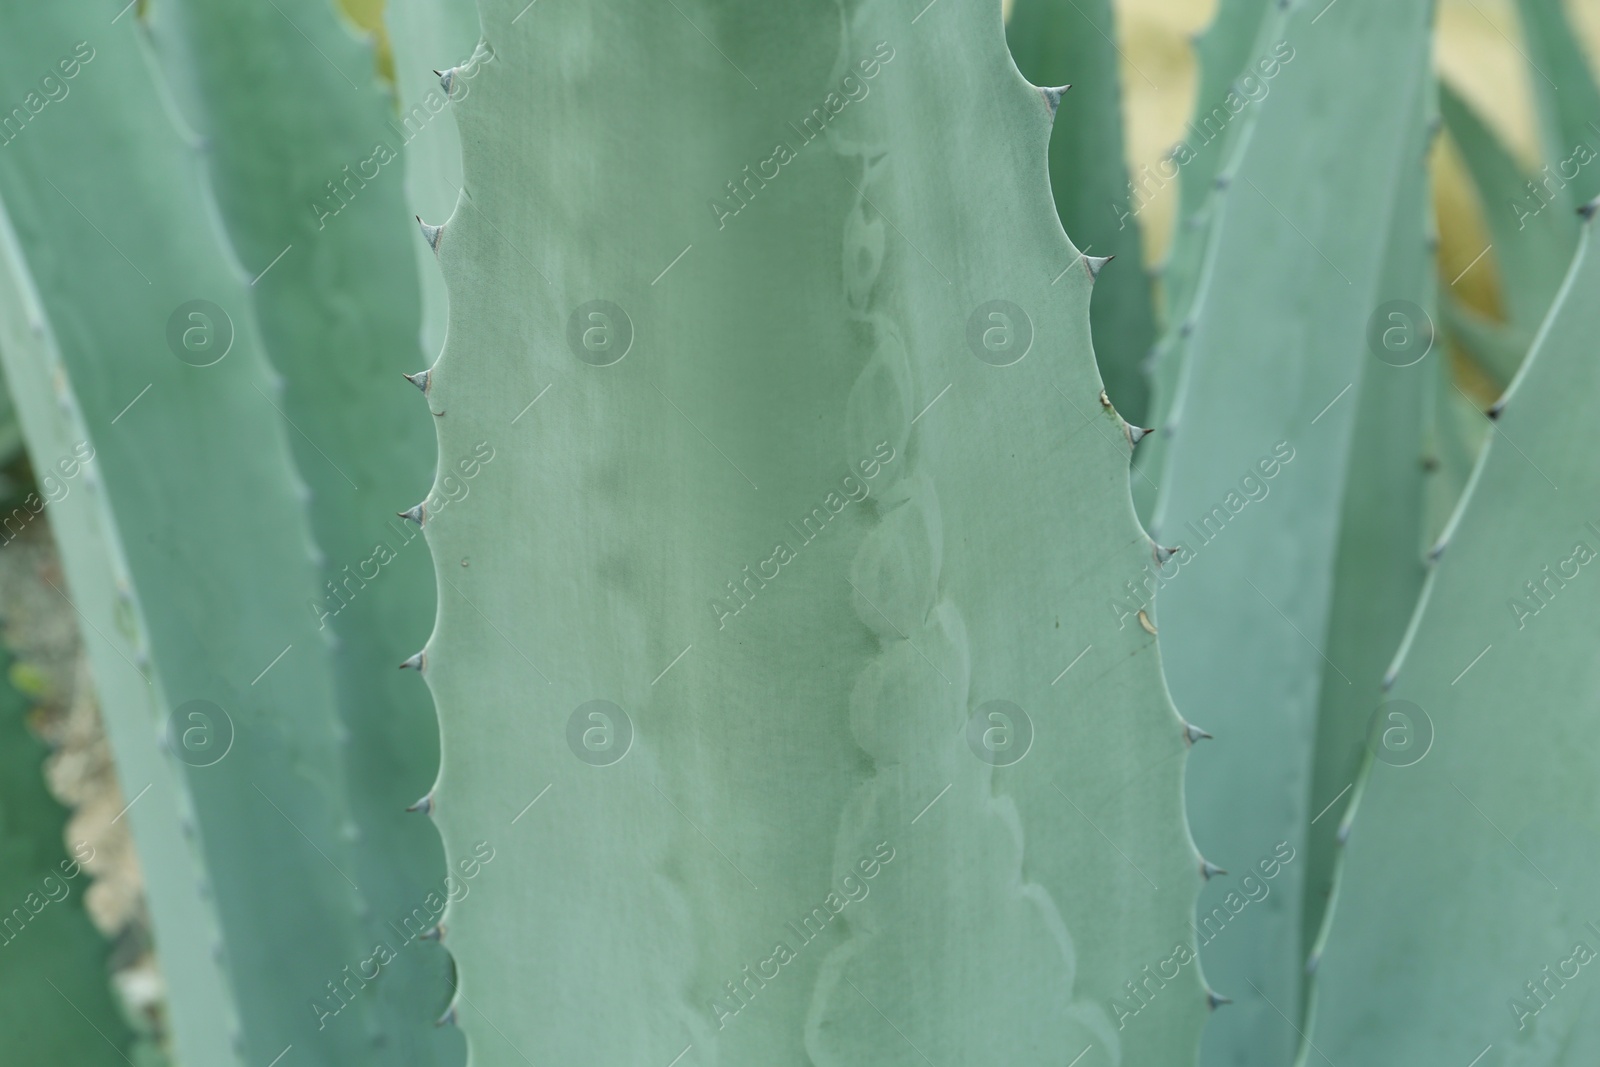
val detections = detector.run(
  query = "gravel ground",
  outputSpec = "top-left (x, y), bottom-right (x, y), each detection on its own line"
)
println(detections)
top-left (0, 517), bottom-right (168, 1053)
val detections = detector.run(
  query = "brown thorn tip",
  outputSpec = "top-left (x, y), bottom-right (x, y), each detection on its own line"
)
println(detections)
top-left (400, 650), bottom-right (425, 672)
top-left (1200, 859), bottom-right (1226, 880)
top-left (1084, 254), bottom-right (1113, 281)
top-left (399, 503), bottom-right (426, 527)
top-left (1127, 424), bottom-right (1153, 446)
top-left (406, 792), bottom-right (434, 814)
top-left (1184, 723), bottom-right (1212, 744)
top-left (404, 370), bottom-right (430, 394)
top-left (1154, 543), bottom-right (1179, 565)
top-left (1039, 84), bottom-right (1070, 117)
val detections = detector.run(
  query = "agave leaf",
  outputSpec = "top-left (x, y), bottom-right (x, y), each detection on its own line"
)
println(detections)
top-left (0, 382), bottom-right (20, 468)
top-left (1441, 292), bottom-right (1534, 387)
top-left (417, 1), bottom-right (1207, 1063)
top-left (1299, 81), bottom-right (1435, 982)
top-left (142, 0), bottom-right (459, 1056)
top-left (0, 647), bottom-right (134, 1064)
top-left (0, 7), bottom-right (385, 1064)
top-left (1142, 1), bottom-right (1435, 1063)
top-left (1438, 78), bottom-right (1576, 384)
top-left (1132, 0), bottom-right (1275, 519)
top-left (1421, 346), bottom-right (1490, 544)
top-left (1305, 202), bottom-right (1600, 1065)
top-left (0, 193), bottom-right (239, 1067)
top-left (386, 0), bottom-right (483, 358)
top-left (1512, 0), bottom-right (1600, 207)
top-left (1006, 0), bottom-right (1158, 424)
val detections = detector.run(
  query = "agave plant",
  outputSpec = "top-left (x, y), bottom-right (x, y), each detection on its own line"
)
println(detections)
top-left (0, 0), bottom-right (1597, 1065)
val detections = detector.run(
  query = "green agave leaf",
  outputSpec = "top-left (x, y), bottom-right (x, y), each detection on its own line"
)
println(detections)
top-left (1421, 347), bottom-right (1490, 544)
top-left (1438, 78), bottom-right (1575, 384)
top-left (1299, 83), bottom-right (1435, 982)
top-left (1142, 1), bottom-right (1435, 1063)
top-left (142, 0), bottom-right (460, 1057)
top-left (1132, 0), bottom-right (1276, 519)
top-left (1441, 294), bottom-right (1534, 387)
top-left (0, 648), bottom-right (133, 1064)
top-left (417, 1), bottom-right (1208, 1063)
top-left (1512, 0), bottom-right (1600, 208)
top-left (1305, 203), bottom-right (1600, 1065)
top-left (1006, 0), bottom-right (1158, 425)
top-left (0, 6), bottom-right (390, 1064)
top-left (0, 189), bottom-right (238, 1067)
top-left (1172, 0), bottom-right (1277, 240)
top-left (0, 381), bottom-right (20, 468)
top-left (386, 0), bottom-right (483, 358)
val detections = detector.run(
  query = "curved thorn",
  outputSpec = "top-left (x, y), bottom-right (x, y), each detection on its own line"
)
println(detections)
top-left (1083, 254), bottom-right (1114, 281)
top-left (1038, 84), bottom-right (1071, 118)
top-left (403, 370), bottom-right (431, 394)
top-left (1184, 722), bottom-right (1213, 744)
top-left (417, 216), bottom-right (442, 252)
top-left (406, 791), bottom-right (434, 814)
top-left (1200, 858), bottom-right (1227, 880)
top-left (399, 503), bottom-right (426, 527)
top-left (399, 650), bottom-right (426, 672)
